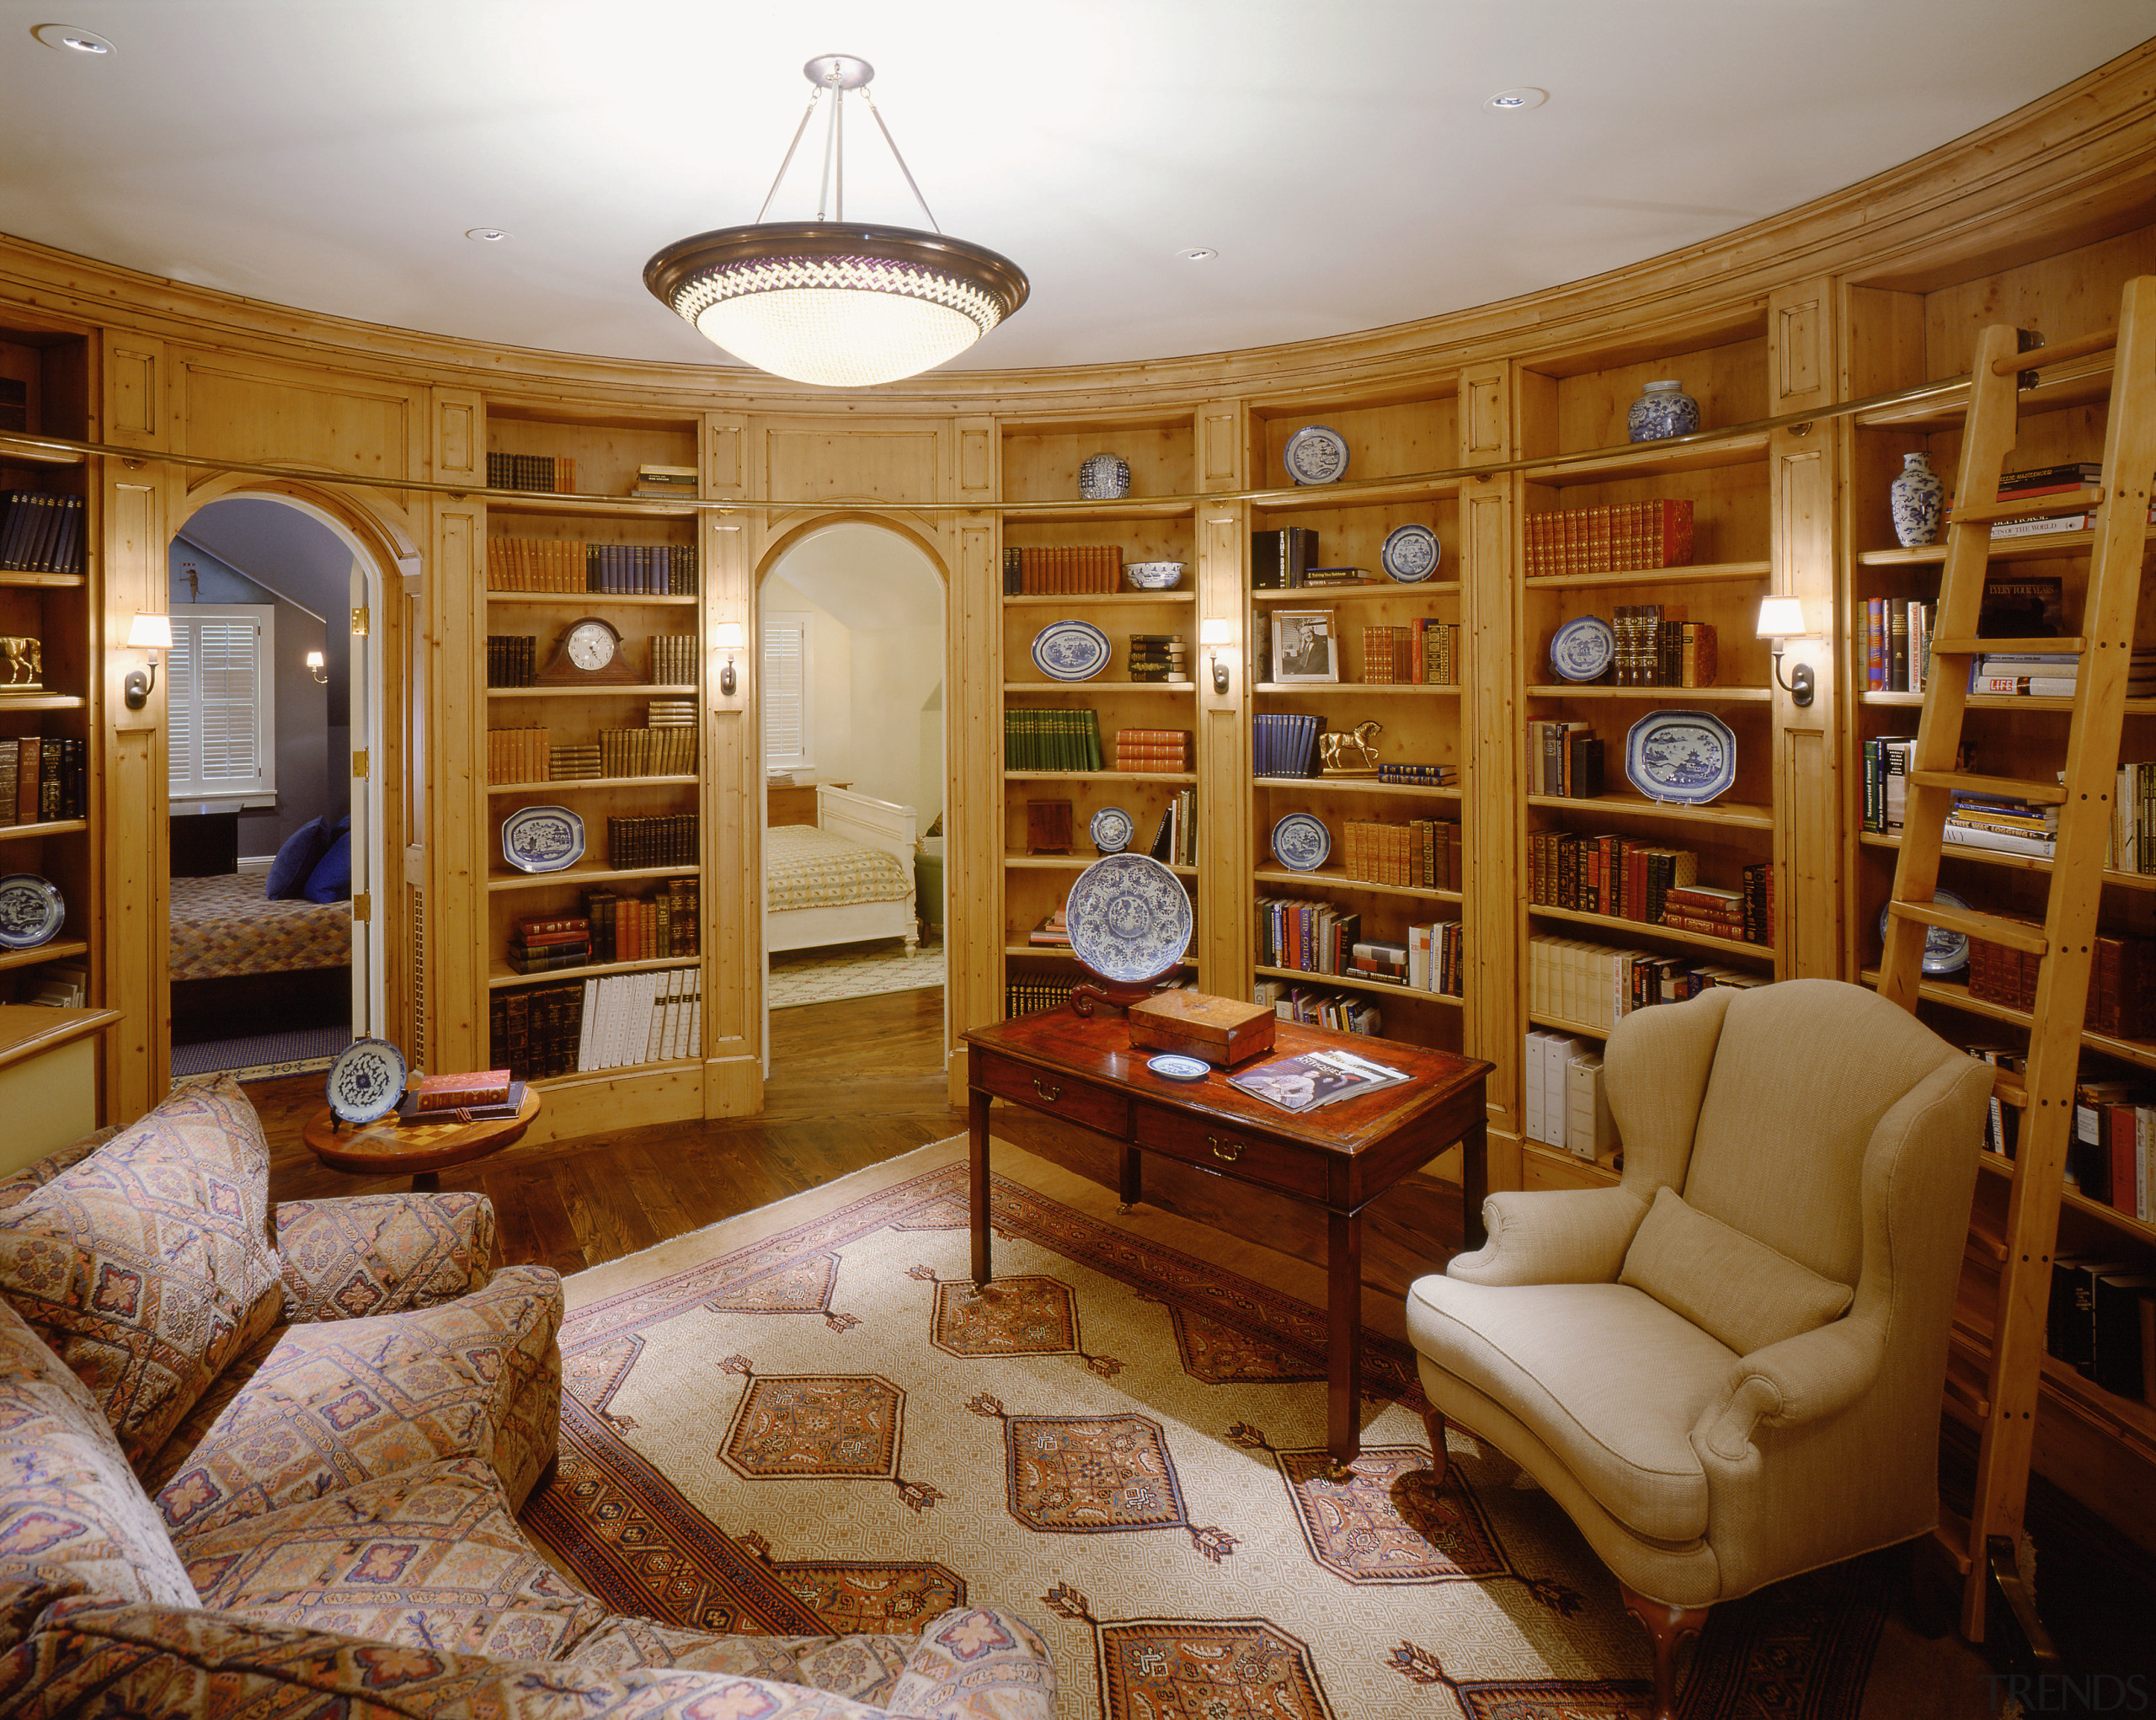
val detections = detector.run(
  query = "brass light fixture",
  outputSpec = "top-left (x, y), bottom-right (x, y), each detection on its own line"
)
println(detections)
top-left (123, 612), bottom-right (171, 710)
top-left (643, 56), bottom-right (1028, 389)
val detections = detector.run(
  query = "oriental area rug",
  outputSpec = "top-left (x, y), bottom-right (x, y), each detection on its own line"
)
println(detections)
top-left (520, 1136), bottom-right (1920, 1720)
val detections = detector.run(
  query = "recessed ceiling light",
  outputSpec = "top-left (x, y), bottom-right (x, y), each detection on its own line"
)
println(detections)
top-left (33, 24), bottom-right (115, 54)
top-left (1486, 88), bottom-right (1546, 110)
top-left (466, 228), bottom-right (511, 243)
top-left (1177, 248), bottom-right (1218, 263)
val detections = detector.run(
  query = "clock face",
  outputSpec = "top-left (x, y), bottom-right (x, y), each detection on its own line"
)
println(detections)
top-left (565, 620), bottom-right (617, 672)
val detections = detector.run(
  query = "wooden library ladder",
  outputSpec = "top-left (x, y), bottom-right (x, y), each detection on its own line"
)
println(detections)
top-left (1877, 274), bottom-right (2156, 1648)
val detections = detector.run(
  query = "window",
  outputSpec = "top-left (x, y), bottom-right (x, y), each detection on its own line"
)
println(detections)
top-left (168, 606), bottom-right (276, 801)
top-left (762, 614), bottom-right (813, 772)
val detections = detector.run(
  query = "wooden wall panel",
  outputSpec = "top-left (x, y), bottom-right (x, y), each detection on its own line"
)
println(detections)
top-left (706, 499), bottom-right (760, 1116)
top-left (103, 335), bottom-right (165, 451)
top-left (1198, 504), bottom-right (1251, 992)
top-left (426, 495), bottom-right (483, 1075)
top-left (948, 515), bottom-right (1001, 1105)
top-left (177, 353), bottom-right (422, 482)
top-left (956, 416), bottom-right (996, 505)
top-left (763, 427), bottom-right (938, 504)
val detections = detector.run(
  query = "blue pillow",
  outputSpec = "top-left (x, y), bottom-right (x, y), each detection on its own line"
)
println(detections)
top-left (265, 818), bottom-right (329, 900)
top-left (302, 829), bottom-right (352, 904)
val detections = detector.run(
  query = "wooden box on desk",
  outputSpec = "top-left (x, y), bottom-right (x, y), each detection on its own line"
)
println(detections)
top-left (1128, 991), bottom-right (1275, 1067)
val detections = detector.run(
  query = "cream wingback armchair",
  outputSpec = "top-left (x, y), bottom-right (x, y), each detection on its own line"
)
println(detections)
top-left (1406, 979), bottom-right (1992, 1718)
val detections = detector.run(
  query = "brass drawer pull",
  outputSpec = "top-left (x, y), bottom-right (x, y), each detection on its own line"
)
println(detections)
top-left (1208, 1135), bottom-right (1244, 1163)
top-left (1033, 1078), bottom-right (1062, 1103)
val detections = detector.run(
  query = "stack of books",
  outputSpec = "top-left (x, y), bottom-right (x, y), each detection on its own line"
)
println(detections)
top-left (1528, 934), bottom-right (1763, 1031)
top-left (2046, 1253), bottom-right (2155, 1404)
top-left (2111, 762), bottom-right (2156, 874)
top-left (1145, 792), bottom-right (1195, 867)
top-left (1409, 921), bottom-right (1465, 996)
top-left (1357, 622), bottom-right (1458, 684)
top-left (1006, 970), bottom-right (1075, 1016)
top-left (1250, 980), bottom-right (1384, 1036)
top-left (1609, 607), bottom-right (1716, 687)
top-left (1250, 528), bottom-right (1319, 590)
top-left (1523, 1032), bottom-right (1614, 1159)
top-left (486, 636), bottom-right (536, 688)
top-left (487, 537), bottom-right (585, 591)
top-left (589, 542), bottom-right (698, 596)
top-left (581, 879), bottom-right (699, 961)
top-left (1525, 720), bottom-right (1604, 798)
top-left (506, 913), bottom-right (590, 975)
top-left (1251, 713), bottom-right (1323, 778)
top-left (1113, 729), bottom-right (1190, 772)
top-left (488, 965), bottom-right (702, 1079)
top-left (1967, 648), bottom-right (2156, 700)
top-left (630, 463), bottom-right (697, 500)
top-left (0, 737), bottom-right (85, 824)
top-left (1128, 634), bottom-right (1186, 681)
top-left (1000, 546), bottom-right (1125, 595)
top-left (598, 725), bottom-right (696, 777)
top-left (551, 744), bottom-right (601, 781)
top-left (1340, 818), bottom-right (1462, 889)
top-left (24, 960), bottom-right (88, 1007)
top-left (606, 814), bottom-right (697, 868)
top-left (1376, 763), bottom-right (1458, 787)
top-left (1005, 708), bottom-right (1103, 772)
top-left (1300, 565), bottom-right (1371, 588)
top-left (1257, 897), bottom-right (1362, 977)
top-left (1865, 600), bottom-right (1935, 692)
top-left (1524, 499), bottom-right (1693, 578)
top-left (1946, 787), bottom-right (2059, 858)
top-left (1658, 882), bottom-right (1749, 940)
top-left (648, 698), bottom-right (696, 728)
top-left (1028, 909), bottom-right (1070, 948)
top-left (1227, 1046), bottom-right (1410, 1113)
top-left (486, 452), bottom-right (574, 494)
top-left (1529, 832), bottom-right (1697, 920)
top-left (651, 637), bottom-right (697, 686)
top-left (1943, 462), bottom-right (2156, 542)
top-left (486, 728), bottom-right (549, 785)
top-left (0, 492), bottom-right (87, 575)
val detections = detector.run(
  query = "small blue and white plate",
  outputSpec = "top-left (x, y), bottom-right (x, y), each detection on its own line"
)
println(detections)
top-left (1147, 1054), bottom-right (1210, 1083)
top-left (1381, 523), bottom-right (1441, 583)
top-left (1624, 710), bottom-right (1737, 806)
top-left (1271, 813), bottom-right (1331, 872)
top-left (1030, 619), bottom-right (1112, 682)
top-left (325, 1036), bottom-right (408, 1127)
top-left (1065, 853), bottom-right (1194, 985)
top-left (1283, 425), bottom-right (1350, 486)
top-left (1550, 615), bottom-right (1615, 682)
top-left (0, 873), bottom-right (62, 951)
top-left (1091, 806), bottom-right (1134, 853)
top-left (502, 804), bottom-right (586, 873)
top-left (1877, 890), bottom-right (1973, 977)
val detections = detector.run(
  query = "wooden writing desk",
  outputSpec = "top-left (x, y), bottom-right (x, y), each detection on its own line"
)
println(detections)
top-left (963, 1010), bottom-right (1491, 1474)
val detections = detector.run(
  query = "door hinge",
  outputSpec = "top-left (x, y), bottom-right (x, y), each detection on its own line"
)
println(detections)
top-left (351, 606), bottom-right (370, 637)
top-left (352, 892), bottom-right (371, 923)
top-left (352, 750), bottom-right (369, 779)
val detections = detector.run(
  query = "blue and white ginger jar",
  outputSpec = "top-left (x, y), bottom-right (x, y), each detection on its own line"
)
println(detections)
top-left (1079, 452), bottom-right (1131, 500)
top-left (1626, 379), bottom-right (1701, 444)
top-left (1889, 451), bottom-right (1945, 548)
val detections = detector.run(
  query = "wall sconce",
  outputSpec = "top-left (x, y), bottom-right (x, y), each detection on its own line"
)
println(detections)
top-left (1200, 618), bottom-right (1233, 695)
top-left (1756, 596), bottom-right (1815, 708)
top-left (713, 622), bottom-right (744, 697)
top-left (123, 612), bottom-right (172, 710)
top-left (304, 649), bottom-right (328, 684)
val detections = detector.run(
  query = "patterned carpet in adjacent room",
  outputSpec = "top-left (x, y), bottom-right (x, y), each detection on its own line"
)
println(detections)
top-left (169, 1023), bottom-right (352, 1083)
top-left (767, 937), bottom-right (945, 1009)
top-left (521, 1137), bottom-right (1921, 1719)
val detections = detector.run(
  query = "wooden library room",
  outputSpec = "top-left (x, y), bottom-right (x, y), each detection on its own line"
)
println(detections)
top-left (3, 8), bottom-right (2156, 1716)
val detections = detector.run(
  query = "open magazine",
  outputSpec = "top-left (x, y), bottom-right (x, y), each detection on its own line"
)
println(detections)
top-left (1225, 1048), bottom-right (1411, 1114)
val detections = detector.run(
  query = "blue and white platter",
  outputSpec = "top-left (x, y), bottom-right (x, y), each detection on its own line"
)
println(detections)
top-left (1030, 619), bottom-right (1112, 682)
top-left (1624, 709), bottom-right (1737, 806)
top-left (1146, 1054), bottom-right (1211, 1083)
top-left (1065, 852), bottom-right (1194, 985)
top-left (1283, 425), bottom-right (1350, 486)
top-left (1878, 889), bottom-right (1973, 977)
top-left (1090, 806), bottom-right (1134, 853)
top-left (501, 804), bottom-right (586, 874)
top-left (1270, 813), bottom-right (1331, 873)
top-left (1550, 615), bottom-right (1615, 682)
top-left (325, 1036), bottom-right (408, 1127)
top-left (0, 873), bottom-right (63, 951)
top-left (1381, 523), bottom-right (1441, 583)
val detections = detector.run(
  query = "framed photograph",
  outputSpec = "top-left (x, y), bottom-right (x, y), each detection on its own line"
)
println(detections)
top-left (1270, 608), bottom-right (1338, 685)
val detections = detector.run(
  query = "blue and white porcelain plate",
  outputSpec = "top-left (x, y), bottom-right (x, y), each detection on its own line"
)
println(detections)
top-left (1270, 813), bottom-right (1331, 872)
top-left (1878, 889), bottom-right (1973, 976)
top-left (0, 873), bottom-right (62, 950)
top-left (1147, 1054), bottom-right (1211, 1083)
top-left (1065, 852), bottom-right (1193, 985)
top-left (325, 1036), bottom-right (408, 1126)
top-left (1550, 615), bottom-right (1615, 682)
top-left (1381, 523), bottom-right (1441, 583)
top-left (1030, 619), bottom-right (1112, 682)
top-left (1283, 425), bottom-right (1350, 486)
top-left (1090, 806), bottom-right (1135, 853)
top-left (502, 804), bottom-right (586, 873)
top-left (1623, 709), bottom-right (1737, 805)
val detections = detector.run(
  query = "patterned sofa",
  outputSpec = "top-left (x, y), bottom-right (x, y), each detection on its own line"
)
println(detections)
top-left (0, 1074), bottom-right (1054, 1718)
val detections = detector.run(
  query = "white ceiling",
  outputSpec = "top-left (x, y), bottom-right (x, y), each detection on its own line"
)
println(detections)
top-left (0, 3), bottom-right (2148, 380)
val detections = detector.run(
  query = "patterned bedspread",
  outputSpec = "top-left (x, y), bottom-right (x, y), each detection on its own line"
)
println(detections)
top-left (766, 823), bottom-right (912, 914)
top-left (169, 864), bottom-right (352, 981)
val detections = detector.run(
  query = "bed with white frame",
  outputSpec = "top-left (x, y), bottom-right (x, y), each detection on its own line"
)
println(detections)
top-left (764, 784), bottom-right (920, 957)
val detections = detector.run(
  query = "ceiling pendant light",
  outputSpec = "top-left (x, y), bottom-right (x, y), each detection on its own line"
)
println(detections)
top-left (644, 56), bottom-right (1028, 388)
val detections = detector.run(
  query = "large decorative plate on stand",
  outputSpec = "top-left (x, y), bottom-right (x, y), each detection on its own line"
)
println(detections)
top-left (1283, 425), bottom-right (1349, 486)
top-left (1381, 523), bottom-right (1441, 583)
top-left (0, 873), bottom-right (63, 950)
top-left (1030, 619), bottom-right (1112, 682)
top-left (1623, 709), bottom-right (1737, 805)
top-left (502, 805), bottom-right (586, 873)
top-left (325, 1037), bottom-right (408, 1127)
top-left (1269, 814), bottom-right (1331, 872)
top-left (1878, 889), bottom-right (1973, 977)
top-left (1550, 615), bottom-right (1615, 682)
top-left (1065, 852), bottom-right (1193, 1015)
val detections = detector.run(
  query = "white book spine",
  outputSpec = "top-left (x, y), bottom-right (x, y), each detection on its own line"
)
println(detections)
top-left (1544, 1036), bottom-right (1576, 1148)
top-left (1523, 1032), bottom-right (1545, 1146)
top-left (577, 977), bottom-right (599, 1071)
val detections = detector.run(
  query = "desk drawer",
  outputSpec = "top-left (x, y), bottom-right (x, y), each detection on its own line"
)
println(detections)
top-left (976, 1051), bottom-right (1129, 1135)
top-left (1132, 1104), bottom-right (1326, 1199)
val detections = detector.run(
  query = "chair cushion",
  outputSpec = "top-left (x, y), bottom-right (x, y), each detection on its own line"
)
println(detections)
top-left (0, 1073), bottom-right (284, 1470)
top-left (1406, 1274), bottom-right (1737, 1543)
top-left (1620, 1185), bottom-right (1852, 1356)
top-left (0, 1297), bottom-right (199, 1609)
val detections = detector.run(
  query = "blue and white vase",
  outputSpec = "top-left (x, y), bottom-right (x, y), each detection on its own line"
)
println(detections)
top-left (1889, 451), bottom-right (1945, 548)
top-left (1078, 452), bottom-right (1130, 500)
top-left (1626, 379), bottom-right (1701, 443)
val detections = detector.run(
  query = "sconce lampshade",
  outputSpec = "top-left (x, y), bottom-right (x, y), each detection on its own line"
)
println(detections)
top-left (713, 623), bottom-right (746, 651)
top-left (1199, 620), bottom-right (1233, 648)
top-left (304, 649), bottom-right (325, 670)
top-left (1755, 597), bottom-right (1807, 640)
top-left (126, 612), bottom-right (173, 650)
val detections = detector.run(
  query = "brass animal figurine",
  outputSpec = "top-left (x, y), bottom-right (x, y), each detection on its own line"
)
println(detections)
top-left (1320, 718), bottom-right (1382, 776)
top-left (0, 636), bottom-right (40, 690)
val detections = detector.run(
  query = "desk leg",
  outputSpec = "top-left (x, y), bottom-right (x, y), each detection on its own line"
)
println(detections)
top-left (1461, 1115), bottom-right (1489, 1254)
top-left (1326, 1206), bottom-right (1362, 1480)
top-left (1118, 1145), bottom-right (1142, 1213)
top-left (969, 1087), bottom-right (992, 1290)
top-left (412, 1171), bottom-right (440, 1194)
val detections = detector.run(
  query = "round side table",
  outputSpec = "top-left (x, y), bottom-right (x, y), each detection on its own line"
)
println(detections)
top-left (302, 1087), bottom-right (542, 1190)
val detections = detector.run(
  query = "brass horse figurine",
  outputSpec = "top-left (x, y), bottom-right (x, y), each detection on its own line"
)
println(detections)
top-left (1320, 718), bottom-right (1382, 775)
top-left (0, 636), bottom-right (40, 689)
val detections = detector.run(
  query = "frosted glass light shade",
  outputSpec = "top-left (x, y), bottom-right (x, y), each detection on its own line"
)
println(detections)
top-left (1755, 597), bottom-right (1807, 640)
top-left (713, 623), bottom-right (745, 651)
top-left (126, 612), bottom-right (172, 650)
top-left (1199, 620), bottom-right (1233, 648)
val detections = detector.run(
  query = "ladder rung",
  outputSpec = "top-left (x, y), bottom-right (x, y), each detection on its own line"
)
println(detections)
top-left (1906, 769), bottom-right (2068, 804)
top-left (1929, 636), bottom-right (2084, 660)
top-left (1950, 489), bottom-right (2104, 526)
top-left (1888, 899), bottom-right (2049, 955)
top-left (1989, 325), bottom-right (2117, 374)
top-left (1944, 1349), bottom-right (1993, 1422)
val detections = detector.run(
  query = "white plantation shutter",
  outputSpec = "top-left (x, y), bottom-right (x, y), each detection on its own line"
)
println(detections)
top-left (168, 606), bottom-right (275, 800)
top-left (762, 616), bottom-right (813, 770)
